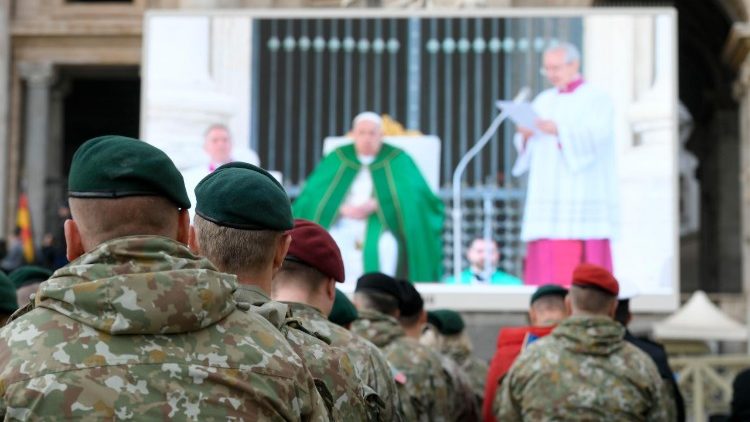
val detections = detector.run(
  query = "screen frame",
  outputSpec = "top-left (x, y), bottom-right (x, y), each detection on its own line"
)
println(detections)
top-left (141, 7), bottom-right (680, 313)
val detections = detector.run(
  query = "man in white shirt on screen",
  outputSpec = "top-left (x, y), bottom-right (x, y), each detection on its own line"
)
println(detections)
top-left (182, 123), bottom-right (260, 217)
top-left (513, 42), bottom-right (618, 287)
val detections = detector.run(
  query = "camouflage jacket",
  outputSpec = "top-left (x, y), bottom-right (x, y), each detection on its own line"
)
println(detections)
top-left (422, 327), bottom-right (488, 408)
top-left (495, 315), bottom-right (674, 422)
top-left (438, 352), bottom-right (482, 421)
top-left (0, 236), bottom-right (328, 421)
top-left (287, 302), bottom-right (404, 422)
top-left (234, 285), bottom-right (368, 421)
top-left (352, 310), bottom-right (451, 422)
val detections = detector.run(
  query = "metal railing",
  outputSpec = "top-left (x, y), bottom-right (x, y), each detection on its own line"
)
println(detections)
top-left (252, 16), bottom-right (581, 274)
top-left (670, 354), bottom-right (750, 421)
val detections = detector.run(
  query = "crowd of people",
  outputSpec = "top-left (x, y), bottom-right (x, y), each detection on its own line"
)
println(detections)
top-left (0, 130), bottom-right (745, 419)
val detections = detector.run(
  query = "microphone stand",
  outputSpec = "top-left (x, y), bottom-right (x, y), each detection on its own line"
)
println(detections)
top-left (451, 87), bottom-right (530, 284)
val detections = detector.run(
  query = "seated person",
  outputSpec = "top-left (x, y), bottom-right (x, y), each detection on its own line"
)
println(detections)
top-left (444, 238), bottom-right (521, 285)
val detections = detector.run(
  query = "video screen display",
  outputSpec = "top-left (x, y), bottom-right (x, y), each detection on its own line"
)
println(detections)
top-left (142, 9), bottom-right (678, 311)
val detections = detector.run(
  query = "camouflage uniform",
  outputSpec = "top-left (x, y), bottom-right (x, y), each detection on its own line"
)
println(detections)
top-left (234, 285), bottom-right (369, 421)
top-left (352, 309), bottom-right (451, 422)
top-left (495, 315), bottom-right (674, 422)
top-left (0, 236), bottom-right (328, 421)
top-left (422, 327), bottom-right (489, 410)
top-left (287, 301), bottom-right (405, 422)
top-left (438, 352), bottom-right (481, 421)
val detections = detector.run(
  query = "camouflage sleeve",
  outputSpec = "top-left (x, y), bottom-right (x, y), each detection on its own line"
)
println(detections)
top-left (300, 366), bottom-right (330, 422)
top-left (493, 372), bottom-right (522, 422)
top-left (368, 352), bottom-right (403, 422)
top-left (646, 372), bottom-right (677, 422)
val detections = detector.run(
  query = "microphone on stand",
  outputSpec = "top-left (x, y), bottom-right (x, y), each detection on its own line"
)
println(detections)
top-left (451, 87), bottom-right (531, 285)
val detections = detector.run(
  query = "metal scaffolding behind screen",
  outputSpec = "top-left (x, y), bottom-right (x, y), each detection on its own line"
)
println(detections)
top-left (252, 15), bottom-right (582, 277)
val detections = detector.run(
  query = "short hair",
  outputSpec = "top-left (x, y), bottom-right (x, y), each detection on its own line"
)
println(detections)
top-left (398, 312), bottom-right (421, 328)
top-left (544, 41), bottom-right (580, 64)
top-left (531, 295), bottom-right (566, 314)
top-left (69, 196), bottom-right (180, 250)
top-left (193, 214), bottom-right (282, 275)
top-left (569, 285), bottom-right (616, 315)
top-left (274, 259), bottom-right (328, 295)
top-left (354, 290), bottom-right (399, 316)
top-left (352, 112), bottom-right (382, 129)
top-left (204, 123), bottom-right (231, 139)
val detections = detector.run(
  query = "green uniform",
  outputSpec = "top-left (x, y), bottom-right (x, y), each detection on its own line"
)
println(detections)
top-left (0, 236), bottom-right (327, 421)
top-left (495, 315), bottom-right (674, 421)
top-left (438, 352), bottom-right (482, 421)
top-left (426, 329), bottom-right (489, 409)
top-left (293, 144), bottom-right (444, 281)
top-left (287, 301), bottom-right (406, 421)
top-left (352, 309), bottom-right (451, 421)
top-left (234, 285), bottom-right (369, 421)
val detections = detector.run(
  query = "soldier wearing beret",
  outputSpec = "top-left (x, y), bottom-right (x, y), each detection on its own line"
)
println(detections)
top-left (272, 218), bottom-right (404, 421)
top-left (494, 264), bottom-right (674, 421)
top-left (329, 288), bottom-right (359, 328)
top-left (483, 284), bottom-right (568, 422)
top-left (9, 265), bottom-right (52, 307)
top-left (398, 281), bottom-right (479, 422)
top-left (422, 309), bottom-right (488, 412)
top-left (352, 273), bottom-right (451, 421)
top-left (0, 135), bottom-right (327, 420)
top-left (189, 162), bottom-right (367, 421)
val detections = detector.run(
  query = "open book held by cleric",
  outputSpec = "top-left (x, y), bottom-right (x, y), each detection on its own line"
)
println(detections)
top-left (496, 100), bottom-right (541, 135)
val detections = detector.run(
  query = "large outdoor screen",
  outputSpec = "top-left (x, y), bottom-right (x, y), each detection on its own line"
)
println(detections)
top-left (142, 9), bottom-right (678, 311)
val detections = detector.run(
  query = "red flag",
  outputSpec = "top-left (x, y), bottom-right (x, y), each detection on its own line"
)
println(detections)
top-left (16, 193), bottom-right (34, 264)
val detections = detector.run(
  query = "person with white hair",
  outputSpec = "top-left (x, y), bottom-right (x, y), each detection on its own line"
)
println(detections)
top-left (293, 111), bottom-right (444, 284)
top-left (513, 42), bottom-right (618, 287)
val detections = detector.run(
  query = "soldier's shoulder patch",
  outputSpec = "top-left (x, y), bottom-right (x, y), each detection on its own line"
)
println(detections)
top-left (391, 366), bottom-right (407, 385)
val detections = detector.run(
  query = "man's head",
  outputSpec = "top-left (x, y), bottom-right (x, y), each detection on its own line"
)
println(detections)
top-left (190, 162), bottom-right (293, 293)
top-left (353, 272), bottom-right (402, 317)
top-left (466, 238), bottom-right (499, 271)
top-left (329, 289), bottom-right (359, 329)
top-left (565, 264), bottom-right (619, 318)
top-left (65, 135), bottom-right (191, 260)
top-left (351, 112), bottom-right (384, 157)
top-left (272, 219), bottom-right (344, 316)
top-left (529, 284), bottom-right (568, 327)
top-left (542, 42), bottom-right (581, 90)
top-left (204, 124), bottom-right (233, 165)
top-left (397, 279), bottom-right (426, 337)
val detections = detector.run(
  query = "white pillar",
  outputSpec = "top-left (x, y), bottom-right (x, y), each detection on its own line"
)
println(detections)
top-left (18, 61), bottom-right (54, 247)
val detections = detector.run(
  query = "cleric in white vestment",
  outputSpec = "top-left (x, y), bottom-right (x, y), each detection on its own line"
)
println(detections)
top-left (182, 123), bottom-right (260, 219)
top-left (512, 42), bottom-right (618, 287)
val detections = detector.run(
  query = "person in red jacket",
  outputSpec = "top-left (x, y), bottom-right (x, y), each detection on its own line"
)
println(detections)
top-left (482, 285), bottom-right (568, 422)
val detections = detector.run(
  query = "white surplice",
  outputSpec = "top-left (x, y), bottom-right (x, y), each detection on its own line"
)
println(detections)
top-left (512, 83), bottom-right (618, 242)
top-left (328, 156), bottom-right (398, 286)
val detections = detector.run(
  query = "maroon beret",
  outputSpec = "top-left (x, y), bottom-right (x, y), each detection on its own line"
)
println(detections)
top-left (571, 263), bottom-right (619, 296)
top-left (287, 219), bottom-right (345, 283)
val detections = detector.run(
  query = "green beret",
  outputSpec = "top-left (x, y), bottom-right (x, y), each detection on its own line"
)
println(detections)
top-left (195, 162), bottom-right (293, 230)
top-left (329, 289), bottom-right (358, 327)
top-left (9, 266), bottom-right (53, 289)
top-left (68, 135), bottom-right (190, 209)
top-left (530, 284), bottom-right (568, 306)
top-left (0, 271), bottom-right (18, 315)
top-left (427, 309), bottom-right (465, 335)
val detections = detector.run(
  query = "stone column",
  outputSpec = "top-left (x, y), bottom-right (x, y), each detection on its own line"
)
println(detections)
top-left (17, 61), bottom-right (54, 247)
top-left (0, 2), bottom-right (10, 238)
top-left (725, 21), bottom-right (750, 349)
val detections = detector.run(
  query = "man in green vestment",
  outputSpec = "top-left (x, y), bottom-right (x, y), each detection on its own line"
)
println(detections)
top-left (293, 112), bottom-right (444, 283)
